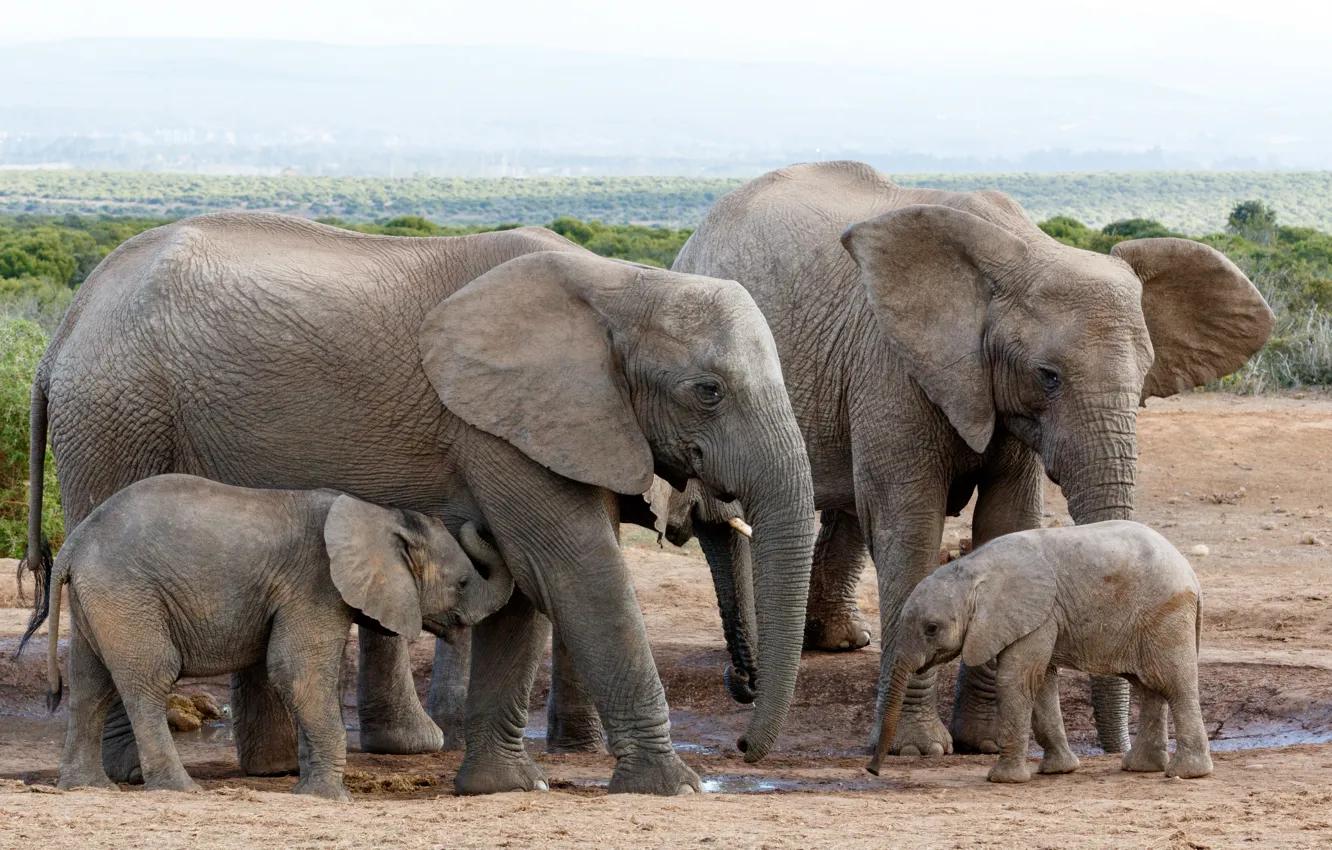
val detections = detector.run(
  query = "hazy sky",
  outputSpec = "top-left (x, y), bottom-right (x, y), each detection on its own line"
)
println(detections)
top-left (6, 0), bottom-right (1332, 76)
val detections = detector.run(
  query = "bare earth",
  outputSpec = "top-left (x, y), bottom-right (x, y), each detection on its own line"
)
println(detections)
top-left (3, 391), bottom-right (1332, 848)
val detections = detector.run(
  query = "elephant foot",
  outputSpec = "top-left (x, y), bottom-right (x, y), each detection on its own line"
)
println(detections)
top-left (803, 606), bottom-right (872, 652)
top-left (1165, 750), bottom-right (1214, 779)
top-left (987, 758), bottom-right (1033, 784)
top-left (607, 750), bottom-right (700, 796)
top-left (887, 705), bottom-right (953, 757)
top-left (1038, 748), bottom-right (1080, 775)
top-left (58, 771), bottom-right (119, 791)
top-left (144, 774), bottom-right (202, 794)
top-left (1121, 745), bottom-right (1169, 774)
top-left (293, 775), bottom-right (352, 802)
top-left (358, 713), bottom-right (445, 756)
top-left (454, 752), bottom-right (549, 795)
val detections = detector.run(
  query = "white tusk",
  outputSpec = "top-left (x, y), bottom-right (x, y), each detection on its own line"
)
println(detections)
top-left (727, 517), bottom-right (753, 539)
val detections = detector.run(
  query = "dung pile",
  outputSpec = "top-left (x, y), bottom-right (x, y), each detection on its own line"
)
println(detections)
top-left (166, 692), bottom-right (224, 732)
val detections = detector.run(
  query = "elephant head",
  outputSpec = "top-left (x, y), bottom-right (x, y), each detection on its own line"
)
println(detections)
top-left (417, 251), bottom-right (817, 762)
top-left (841, 204), bottom-right (1275, 525)
top-left (867, 541), bottom-right (1055, 775)
top-left (324, 497), bottom-right (514, 640)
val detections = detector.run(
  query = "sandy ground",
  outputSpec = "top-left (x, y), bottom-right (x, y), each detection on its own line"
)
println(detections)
top-left (4, 391), bottom-right (1332, 848)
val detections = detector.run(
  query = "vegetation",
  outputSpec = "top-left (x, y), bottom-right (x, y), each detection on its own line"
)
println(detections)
top-left (0, 317), bottom-right (62, 560)
top-left (7, 170), bottom-right (1332, 233)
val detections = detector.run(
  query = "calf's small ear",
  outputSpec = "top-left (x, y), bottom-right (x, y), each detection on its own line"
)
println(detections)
top-left (324, 495), bottom-right (422, 640)
top-left (960, 543), bottom-right (1057, 668)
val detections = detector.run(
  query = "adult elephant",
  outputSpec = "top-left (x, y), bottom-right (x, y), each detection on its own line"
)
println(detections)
top-left (665, 161), bottom-right (1273, 757)
top-left (25, 212), bottom-right (816, 795)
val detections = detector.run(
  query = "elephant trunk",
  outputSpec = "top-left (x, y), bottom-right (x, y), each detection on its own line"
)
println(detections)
top-left (731, 440), bottom-right (817, 764)
top-left (456, 522), bottom-right (516, 624)
top-left (1049, 400), bottom-right (1137, 753)
top-left (867, 657), bottom-right (914, 775)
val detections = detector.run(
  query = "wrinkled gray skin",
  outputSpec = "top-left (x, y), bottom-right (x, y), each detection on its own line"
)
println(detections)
top-left (26, 213), bottom-right (816, 795)
top-left (27, 475), bottom-right (513, 801)
top-left (871, 521), bottom-right (1212, 783)
top-left (666, 161), bottom-right (1273, 757)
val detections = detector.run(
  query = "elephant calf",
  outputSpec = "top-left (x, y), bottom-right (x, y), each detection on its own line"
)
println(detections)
top-left (868, 520), bottom-right (1211, 783)
top-left (19, 474), bottom-right (513, 800)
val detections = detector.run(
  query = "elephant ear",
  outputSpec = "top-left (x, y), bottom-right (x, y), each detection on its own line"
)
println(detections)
top-left (841, 205), bottom-right (1029, 454)
top-left (1112, 238), bottom-right (1275, 400)
top-left (419, 251), bottom-right (654, 496)
top-left (323, 495), bottom-right (422, 641)
top-left (960, 541), bottom-right (1057, 668)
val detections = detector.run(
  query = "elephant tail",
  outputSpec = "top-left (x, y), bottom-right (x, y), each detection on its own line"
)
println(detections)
top-left (16, 377), bottom-right (54, 660)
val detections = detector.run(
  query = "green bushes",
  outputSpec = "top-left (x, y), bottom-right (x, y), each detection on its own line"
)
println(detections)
top-left (0, 317), bottom-right (61, 560)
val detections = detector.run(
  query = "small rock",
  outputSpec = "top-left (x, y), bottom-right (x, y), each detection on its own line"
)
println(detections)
top-left (1301, 533), bottom-right (1324, 546)
top-left (1261, 522), bottom-right (1277, 531)
top-left (1189, 544), bottom-right (1210, 557)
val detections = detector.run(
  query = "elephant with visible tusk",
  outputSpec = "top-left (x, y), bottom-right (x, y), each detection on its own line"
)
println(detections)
top-left (24, 212), bottom-right (817, 795)
top-left (662, 160), bottom-right (1273, 758)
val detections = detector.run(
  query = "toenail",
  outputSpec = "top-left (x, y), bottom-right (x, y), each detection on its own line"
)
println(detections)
top-left (675, 784), bottom-right (695, 795)
top-left (534, 780), bottom-right (549, 791)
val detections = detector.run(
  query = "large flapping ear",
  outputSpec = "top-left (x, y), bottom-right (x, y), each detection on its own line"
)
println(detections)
top-left (960, 541), bottom-right (1057, 668)
top-left (323, 495), bottom-right (422, 640)
top-left (841, 205), bottom-right (1028, 453)
top-left (1111, 238), bottom-right (1275, 400)
top-left (420, 251), bottom-right (654, 496)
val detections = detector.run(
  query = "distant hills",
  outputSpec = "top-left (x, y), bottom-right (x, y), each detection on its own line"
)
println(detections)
top-left (3, 38), bottom-right (1331, 176)
top-left (5, 169), bottom-right (1332, 232)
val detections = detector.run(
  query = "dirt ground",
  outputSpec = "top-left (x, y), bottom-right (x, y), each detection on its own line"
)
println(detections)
top-left (3, 391), bottom-right (1332, 848)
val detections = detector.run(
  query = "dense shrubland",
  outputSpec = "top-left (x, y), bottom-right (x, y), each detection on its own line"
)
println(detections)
top-left (1, 200), bottom-right (1329, 556)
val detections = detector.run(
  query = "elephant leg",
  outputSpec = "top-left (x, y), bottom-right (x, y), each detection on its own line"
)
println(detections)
top-left (100, 699), bottom-right (143, 784)
top-left (1161, 663), bottom-right (1213, 779)
top-left (865, 491), bottom-right (952, 757)
top-left (987, 625), bottom-right (1056, 784)
top-left (694, 517), bottom-right (758, 703)
top-left (545, 628), bottom-right (606, 753)
top-left (1033, 666), bottom-right (1079, 775)
top-left (952, 436), bottom-right (1045, 753)
top-left (950, 660), bottom-right (1000, 754)
top-left (1122, 682), bottom-right (1169, 773)
top-left (1090, 675), bottom-right (1132, 754)
top-left (804, 510), bottom-right (872, 652)
top-left (356, 630), bottom-right (444, 755)
top-left (59, 622), bottom-right (119, 791)
top-left (428, 630), bottom-right (471, 751)
top-left (232, 664), bottom-right (299, 775)
top-left (454, 591), bottom-right (550, 795)
top-left (270, 626), bottom-right (351, 802)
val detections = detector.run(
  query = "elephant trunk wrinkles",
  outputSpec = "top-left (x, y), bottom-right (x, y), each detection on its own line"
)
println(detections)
top-left (868, 658), bottom-right (913, 775)
top-left (733, 442), bottom-right (816, 764)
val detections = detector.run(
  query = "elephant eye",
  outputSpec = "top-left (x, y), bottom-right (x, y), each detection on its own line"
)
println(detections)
top-left (694, 381), bottom-right (724, 407)
top-left (1037, 367), bottom-right (1061, 395)
top-left (924, 622), bottom-right (940, 637)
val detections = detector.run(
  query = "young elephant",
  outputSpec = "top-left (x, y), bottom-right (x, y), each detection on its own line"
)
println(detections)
top-left (19, 474), bottom-right (513, 800)
top-left (868, 520), bottom-right (1210, 783)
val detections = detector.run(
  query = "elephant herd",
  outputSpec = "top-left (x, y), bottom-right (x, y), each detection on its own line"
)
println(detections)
top-left (18, 160), bottom-right (1274, 798)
